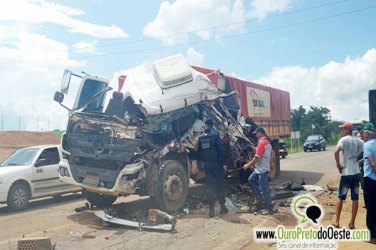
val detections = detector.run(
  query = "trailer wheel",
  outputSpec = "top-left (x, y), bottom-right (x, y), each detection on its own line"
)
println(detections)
top-left (82, 190), bottom-right (117, 208)
top-left (155, 160), bottom-right (188, 213)
top-left (269, 150), bottom-right (276, 180)
top-left (7, 183), bottom-right (30, 211)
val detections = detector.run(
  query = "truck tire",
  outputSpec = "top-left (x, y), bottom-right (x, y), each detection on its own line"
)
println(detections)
top-left (82, 189), bottom-right (117, 208)
top-left (269, 139), bottom-right (280, 179)
top-left (269, 150), bottom-right (276, 180)
top-left (7, 183), bottom-right (30, 211)
top-left (155, 160), bottom-right (188, 213)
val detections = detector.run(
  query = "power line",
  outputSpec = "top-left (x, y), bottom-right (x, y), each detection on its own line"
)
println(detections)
top-left (0, 3), bottom-right (375, 64)
top-left (0, 0), bottom-right (348, 58)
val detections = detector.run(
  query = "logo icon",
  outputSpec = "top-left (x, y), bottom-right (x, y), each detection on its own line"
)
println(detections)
top-left (292, 195), bottom-right (323, 224)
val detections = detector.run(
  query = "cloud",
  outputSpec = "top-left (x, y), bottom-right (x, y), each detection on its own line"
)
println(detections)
top-left (255, 48), bottom-right (376, 121)
top-left (1, 0), bottom-right (128, 39)
top-left (72, 41), bottom-right (101, 54)
top-left (249, 0), bottom-right (297, 21)
top-left (143, 0), bottom-right (299, 45)
top-left (143, 0), bottom-right (247, 45)
top-left (0, 31), bottom-right (84, 131)
top-left (186, 47), bottom-right (204, 66)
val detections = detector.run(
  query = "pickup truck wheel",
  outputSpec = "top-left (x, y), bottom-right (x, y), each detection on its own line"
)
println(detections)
top-left (82, 190), bottom-right (117, 208)
top-left (7, 183), bottom-right (30, 211)
top-left (155, 160), bottom-right (188, 213)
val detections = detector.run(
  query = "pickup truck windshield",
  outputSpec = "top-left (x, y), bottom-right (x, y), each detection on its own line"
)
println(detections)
top-left (1, 148), bottom-right (39, 167)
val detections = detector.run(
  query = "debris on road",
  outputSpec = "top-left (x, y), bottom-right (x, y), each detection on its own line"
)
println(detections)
top-left (326, 185), bottom-right (338, 191)
top-left (17, 237), bottom-right (52, 250)
top-left (95, 210), bottom-right (176, 232)
top-left (147, 209), bottom-right (177, 229)
top-left (302, 185), bottom-right (324, 192)
top-left (74, 202), bottom-right (91, 213)
top-left (82, 232), bottom-right (96, 239)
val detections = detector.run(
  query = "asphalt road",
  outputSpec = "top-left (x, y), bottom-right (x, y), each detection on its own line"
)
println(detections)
top-left (273, 146), bottom-right (338, 187)
top-left (0, 147), bottom-right (338, 250)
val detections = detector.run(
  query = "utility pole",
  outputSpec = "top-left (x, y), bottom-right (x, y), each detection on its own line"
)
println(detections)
top-left (18, 116), bottom-right (21, 131)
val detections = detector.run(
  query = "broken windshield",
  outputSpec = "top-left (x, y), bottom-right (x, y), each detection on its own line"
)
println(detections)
top-left (76, 86), bottom-right (112, 113)
top-left (76, 79), bottom-right (109, 112)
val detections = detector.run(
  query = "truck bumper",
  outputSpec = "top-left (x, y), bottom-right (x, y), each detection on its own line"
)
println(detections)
top-left (59, 159), bottom-right (145, 197)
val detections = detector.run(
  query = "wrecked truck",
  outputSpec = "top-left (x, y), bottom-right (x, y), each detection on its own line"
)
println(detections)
top-left (54, 54), bottom-right (252, 212)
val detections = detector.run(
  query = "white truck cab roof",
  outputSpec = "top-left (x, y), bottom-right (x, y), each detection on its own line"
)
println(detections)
top-left (121, 54), bottom-right (220, 115)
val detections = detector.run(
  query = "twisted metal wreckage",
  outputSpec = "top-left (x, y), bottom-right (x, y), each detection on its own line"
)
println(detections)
top-left (57, 54), bottom-right (254, 216)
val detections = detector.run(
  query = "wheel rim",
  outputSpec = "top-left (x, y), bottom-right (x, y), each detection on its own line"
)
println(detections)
top-left (13, 188), bottom-right (27, 208)
top-left (163, 173), bottom-right (183, 202)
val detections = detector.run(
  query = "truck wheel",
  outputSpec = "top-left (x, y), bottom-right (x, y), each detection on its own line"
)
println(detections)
top-left (7, 183), bottom-right (30, 211)
top-left (269, 150), bottom-right (276, 180)
top-left (155, 160), bottom-right (188, 213)
top-left (82, 190), bottom-right (117, 208)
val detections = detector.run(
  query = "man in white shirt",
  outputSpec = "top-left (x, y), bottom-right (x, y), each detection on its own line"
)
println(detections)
top-left (333, 121), bottom-right (364, 229)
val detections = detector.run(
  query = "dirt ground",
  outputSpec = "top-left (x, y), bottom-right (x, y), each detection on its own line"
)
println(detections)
top-left (0, 131), bottom-right (60, 161)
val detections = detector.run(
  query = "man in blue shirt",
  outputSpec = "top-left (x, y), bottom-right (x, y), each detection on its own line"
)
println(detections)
top-left (361, 122), bottom-right (376, 244)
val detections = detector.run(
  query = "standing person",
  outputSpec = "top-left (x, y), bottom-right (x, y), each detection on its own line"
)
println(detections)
top-left (197, 119), bottom-right (228, 218)
top-left (361, 122), bottom-right (376, 244)
top-left (242, 126), bottom-right (274, 215)
top-left (356, 131), bottom-right (366, 208)
top-left (333, 121), bottom-right (364, 229)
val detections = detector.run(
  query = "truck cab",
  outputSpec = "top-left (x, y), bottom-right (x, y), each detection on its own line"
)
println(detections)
top-left (54, 54), bottom-right (252, 212)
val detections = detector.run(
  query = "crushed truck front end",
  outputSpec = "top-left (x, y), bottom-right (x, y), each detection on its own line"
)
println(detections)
top-left (56, 54), bottom-right (253, 212)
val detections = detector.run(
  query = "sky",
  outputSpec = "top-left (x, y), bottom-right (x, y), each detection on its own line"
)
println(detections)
top-left (0, 0), bottom-right (375, 131)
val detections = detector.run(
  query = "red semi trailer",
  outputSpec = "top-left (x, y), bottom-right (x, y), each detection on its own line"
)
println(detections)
top-left (194, 66), bottom-right (291, 177)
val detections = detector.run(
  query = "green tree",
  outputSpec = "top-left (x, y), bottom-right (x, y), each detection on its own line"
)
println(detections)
top-left (290, 105), bottom-right (345, 149)
top-left (291, 105), bottom-right (306, 131)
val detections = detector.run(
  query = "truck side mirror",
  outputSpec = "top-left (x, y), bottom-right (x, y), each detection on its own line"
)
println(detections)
top-left (61, 69), bottom-right (72, 94)
top-left (54, 91), bottom-right (64, 104)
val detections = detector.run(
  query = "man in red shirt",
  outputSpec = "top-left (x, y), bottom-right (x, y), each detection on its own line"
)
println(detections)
top-left (243, 126), bottom-right (274, 215)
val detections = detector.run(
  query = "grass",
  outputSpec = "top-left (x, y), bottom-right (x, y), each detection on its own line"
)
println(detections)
top-left (51, 130), bottom-right (64, 138)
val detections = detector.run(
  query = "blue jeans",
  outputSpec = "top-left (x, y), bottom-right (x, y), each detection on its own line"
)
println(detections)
top-left (248, 171), bottom-right (273, 211)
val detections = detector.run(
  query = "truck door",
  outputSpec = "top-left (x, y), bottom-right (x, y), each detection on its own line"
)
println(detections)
top-left (72, 76), bottom-right (110, 112)
top-left (32, 147), bottom-right (62, 195)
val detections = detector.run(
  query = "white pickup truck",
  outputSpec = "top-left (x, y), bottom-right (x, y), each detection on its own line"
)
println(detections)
top-left (0, 145), bottom-right (80, 211)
